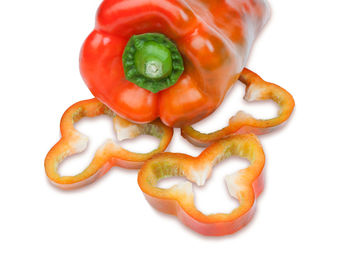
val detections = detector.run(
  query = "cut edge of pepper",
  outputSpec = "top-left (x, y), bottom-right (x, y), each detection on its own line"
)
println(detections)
top-left (138, 133), bottom-right (265, 236)
top-left (181, 68), bottom-right (295, 147)
top-left (44, 98), bottom-right (173, 190)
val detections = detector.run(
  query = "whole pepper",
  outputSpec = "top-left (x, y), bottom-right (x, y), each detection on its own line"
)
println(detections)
top-left (80, 0), bottom-right (270, 127)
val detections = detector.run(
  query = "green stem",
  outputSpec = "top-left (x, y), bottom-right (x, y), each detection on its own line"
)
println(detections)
top-left (122, 33), bottom-right (184, 93)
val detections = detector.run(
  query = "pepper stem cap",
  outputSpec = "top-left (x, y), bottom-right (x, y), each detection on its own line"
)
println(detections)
top-left (123, 33), bottom-right (184, 93)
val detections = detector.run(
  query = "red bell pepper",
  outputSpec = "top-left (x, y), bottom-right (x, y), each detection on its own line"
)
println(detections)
top-left (80, 0), bottom-right (270, 127)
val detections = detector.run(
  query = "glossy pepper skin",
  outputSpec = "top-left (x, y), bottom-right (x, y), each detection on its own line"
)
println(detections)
top-left (80, 0), bottom-right (270, 127)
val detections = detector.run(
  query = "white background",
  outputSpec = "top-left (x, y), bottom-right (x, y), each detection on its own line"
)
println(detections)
top-left (1, 0), bottom-right (350, 252)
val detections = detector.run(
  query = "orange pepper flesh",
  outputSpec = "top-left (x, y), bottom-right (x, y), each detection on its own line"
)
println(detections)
top-left (80, 0), bottom-right (270, 127)
top-left (181, 68), bottom-right (295, 147)
top-left (45, 99), bottom-right (173, 190)
top-left (44, 0), bottom-right (296, 237)
top-left (138, 134), bottom-right (265, 236)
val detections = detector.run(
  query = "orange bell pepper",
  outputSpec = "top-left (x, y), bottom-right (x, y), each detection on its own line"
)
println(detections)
top-left (138, 134), bottom-right (265, 236)
top-left (45, 99), bottom-right (173, 190)
top-left (80, 0), bottom-right (270, 127)
top-left (181, 68), bottom-right (295, 147)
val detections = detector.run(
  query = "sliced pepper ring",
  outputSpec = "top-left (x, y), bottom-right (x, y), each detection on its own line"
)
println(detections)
top-left (138, 134), bottom-right (265, 236)
top-left (45, 99), bottom-right (173, 190)
top-left (181, 68), bottom-right (295, 147)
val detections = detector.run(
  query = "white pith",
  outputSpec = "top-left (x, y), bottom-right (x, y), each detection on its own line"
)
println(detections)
top-left (245, 85), bottom-right (265, 101)
top-left (71, 132), bottom-right (89, 153)
top-left (114, 120), bottom-right (140, 141)
top-left (173, 164), bottom-right (241, 200)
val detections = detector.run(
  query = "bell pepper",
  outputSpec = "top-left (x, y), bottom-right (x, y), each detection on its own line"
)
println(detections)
top-left (181, 68), bottom-right (295, 147)
top-left (80, 0), bottom-right (270, 127)
top-left (138, 133), bottom-right (265, 236)
top-left (45, 99), bottom-right (173, 190)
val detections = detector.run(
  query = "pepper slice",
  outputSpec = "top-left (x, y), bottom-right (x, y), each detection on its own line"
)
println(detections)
top-left (138, 134), bottom-right (265, 236)
top-left (45, 99), bottom-right (173, 190)
top-left (181, 68), bottom-right (295, 147)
